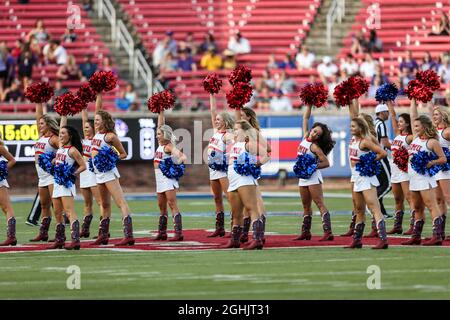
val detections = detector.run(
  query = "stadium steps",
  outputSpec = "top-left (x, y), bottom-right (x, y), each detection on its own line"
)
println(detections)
top-left (304, 0), bottom-right (363, 58)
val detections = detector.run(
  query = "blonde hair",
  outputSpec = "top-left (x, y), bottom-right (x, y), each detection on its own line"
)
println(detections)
top-left (359, 113), bottom-right (377, 137)
top-left (219, 112), bottom-right (235, 130)
top-left (96, 110), bottom-right (116, 134)
top-left (159, 124), bottom-right (177, 144)
top-left (433, 106), bottom-right (450, 127)
top-left (415, 115), bottom-right (438, 139)
top-left (352, 117), bottom-right (370, 138)
top-left (236, 119), bottom-right (257, 141)
top-left (40, 114), bottom-right (59, 136)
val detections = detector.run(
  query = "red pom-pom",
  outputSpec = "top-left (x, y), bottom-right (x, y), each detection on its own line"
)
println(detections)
top-left (54, 92), bottom-right (87, 116)
top-left (299, 82), bottom-right (328, 108)
top-left (147, 90), bottom-right (175, 113)
top-left (226, 82), bottom-right (253, 109)
top-left (24, 82), bottom-right (54, 103)
top-left (203, 73), bottom-right (223, 94)
top-left (348, 75), bottom-right (369, 97)
top-left (333, 79), bottom-right (357, 107)
top-left (76, 83), bottom-right (97, 103)
top-left (393, 147), bottom-right (409, 173)
top-left (88, 70), bottom-right (118, 93)
top-left (404, 79), bottom-right (433, 103)
top-left (228, 65), bottom-right (252, 86)
top-left (416, 69), bottom-right (441, 91)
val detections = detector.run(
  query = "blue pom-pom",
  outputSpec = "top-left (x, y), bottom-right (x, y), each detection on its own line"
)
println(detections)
top-left (0, 160), bottom-right (8, 181)
top-left (355, 152), bottom-right (382, 177)
top-left (233, 152), bottom-right (261, 179)
top-left (293, 154), bottom-right (318, 179)
top-left (38, 152), bottom-right (55, 175)
top-left (208, 150), bottom-right (228, 172)
top-left (159, 157), bottom-right (185, 181)
top-left (375, 83), bottom-right (399, 103)
top-left (88, 157), bottom-right (94, 173)
top-left (442, 147), bottom-right (450, 172)
top-left (93, 146), bottom-right (119, 173)
top-left (53, 162), bottom-right (76, 188)
top-left (411, 150), bottom-right (442, 176)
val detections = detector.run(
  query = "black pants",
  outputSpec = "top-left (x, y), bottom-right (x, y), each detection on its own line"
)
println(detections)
top-left (27, 192), bottom-right (41, 225)
top-left (376, 157), bottom-right (392, 217)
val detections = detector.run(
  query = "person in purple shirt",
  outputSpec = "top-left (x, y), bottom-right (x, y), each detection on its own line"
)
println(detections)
top-left (399, 50), bottom-right (419, 76)
top-left (177, 50), bottom-right (197, 72)
top-left (420, 52), bottom-right (439, 72)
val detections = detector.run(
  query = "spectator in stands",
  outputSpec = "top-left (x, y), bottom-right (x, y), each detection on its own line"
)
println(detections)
top-left (359, 53), bottom-right (377, 78)
top-left (27, 19), bottom-right (49, 44)
top-left (199, 31), bottom-right (217, 54)
top-left (82, 0), bottom-right (94, 16)
top-left (398, 68), bottom-right (413, 95)
top-left (256, 69), bottom-right (275, 92)
top-left (278, 70), bottom-right (297, 94)
top-left (160, 52), bottom-right (178, 72)
top-left (100, 56), bottom-right (117, 75)
top-left (17, 49), bottom-right (37, 89)
top-left (125, 83), bottom-right (140, 111)
top-left (420, 52), bottom-right (439, 71)
top-left (179, 32), bottom-right (198, 55)
top-left (371, 64), bottom-right (388, 85)
top-left (0, 46), bottom-right (6, 96)
top-left (366, 30), bottom-right (383, 53)
top-left (177, 49), bottom-right (197, 72)
top-left (227, 31), bottom-right (251, 55)
top-left (153, 37), bottom-right (170, 69)
top-left (56, 55), bottom-right (80, 80)
top-left (295, 46), bottom-right (315, 70)
top-left (164, 31), bottom-right (178, 56)
top-left (4, 48), bottom-right (16, 88)
top-left (222, 49), bottom-right (237, 70)
top-left (266, 54), bottom-right (278, 70)
top-left (340, 53), bottom-right (359, 76)
top-left (200, 46), bottom-right (222, 71)
top-left (277, 53), bottom-right (296, 70)
top-left (350, 31), bottom-right (366, 55)
top-left (317, 56), bottom-right (338, 84)
top-left (61, 28), bottom-right (77, 43)
top-left (270, 89), bottom-right (293, 112)
top-left (115, 90), bottom-right (131, 112)
top-left (327, 74), bottom-right (338, 101)
top-left (26, 34), bottom-right (43, 58)
top-left (2, 80), bottom-right (24, 103)
top-left (429, 12), bottom-right (450, 36)
top-left (255, 87), bottom-right (271, 111)
top-left (79, 54), bottom-right (97, 80)
top-left (438, 56), bottom-right (450, 84)
top-left (368, 73), bottom-right (383, 98)
top-left (44, 40), bottom-right (68, 65)
top-left (53, 80), bottom-right (68, 99)
top-left (11, 39), bottom-right (23, 60)
top-left (399, 50), bottom-right (418, 77)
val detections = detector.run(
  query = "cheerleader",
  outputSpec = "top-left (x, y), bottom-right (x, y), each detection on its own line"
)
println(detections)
top-left (223, 119), bottom-right (270, 250)
top-left (386, 102), bottom-right (414, 235)
top-left (152, 109), bottom-right (187, 241)
top-left (293, 104), bottom-right (335, 241)
top-left (49, 117), bottom-right (86, 250)
top-left (207, 94), bottom-right (234, 237)
top-left (0, 134), bottom-right (17, 246)
top-left (30, 103), bottom-right (60, 242)
top-left (402, 99), bottom-right (446, 246)
top-left (90, 94), bottom-right (135, 246)
top-left (345, 99), bottom-right (389, 249)
top-left (79, 108), bottom-right (102, 238)
top-left (431, 106), bottom-right (450, 241)
top-left (235, 107), bottom-right (270, 243)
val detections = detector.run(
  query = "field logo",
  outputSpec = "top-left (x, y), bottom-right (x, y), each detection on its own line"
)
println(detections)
top-left (67, 4), bottom-right (83, 29)
top-left (66, 265), bottom-right (81, 290)
top-left (366, 265), bottom-right (381, 290)
top-left (366, 3), bottom-right (381, 30)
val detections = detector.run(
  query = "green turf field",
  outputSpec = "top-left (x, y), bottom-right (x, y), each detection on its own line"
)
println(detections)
top-left (1, 194), bottom-right (449, 300)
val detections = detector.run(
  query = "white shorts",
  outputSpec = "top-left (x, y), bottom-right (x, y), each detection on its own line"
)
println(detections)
top-left (155, 168), bottom-right (179, 193)
top-left (80, 169), bottom-right (97, 188)
top-left (53, 183), bottom-right (76, 198)
top-left (35, 164), bottom-right (54, 187)
top-left (95, 167), bottom-right (120, 184)
top-left (409, 172), bottom-right (437, 191)
top-left (435, 170), bottom-right (450, 181)
top-left (209, 168), bottom-right (228, 181)
top-left (391, 165), bottom-right (409, 184)
top-left (0, 179), bottom-right (9, 188)
top-left (351, 167), bottom-right (380, 192)
top-left (227, 166), bottom-right (258, 192)
top-left (298, 170), bottom-right (323, 187)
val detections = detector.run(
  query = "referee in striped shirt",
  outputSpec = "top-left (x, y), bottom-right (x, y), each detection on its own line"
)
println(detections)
top-left (374, 104), bottom-right (392, 218)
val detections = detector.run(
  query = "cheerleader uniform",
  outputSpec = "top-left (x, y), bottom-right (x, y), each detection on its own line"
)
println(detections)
top-left (408, 137), bottom-right (437, 191)
top-left (154, 144), bottom-right (179, 193)
top-left (435, 128), bottom-right (450, 181)
top-left (297, 138), bottom-right (323, 186)
top-left (80, 138), bottom-right (97, 188)
top-left (0, 155), bottom-right (9, 189)
top-left (349, 136), bottom-right (380, 192)
top-left (91, 132), bottom-right (120, 184)
top-left (208, 131), bottom-right (228, 180)
top-left (227, 141), bottom-right (258, 192)
top-left (52, 146), bottom-right (77, 198)
top-left (390, 134), bottom-right (410, 184)
top-left (34, 134), bottom-right (56, 187)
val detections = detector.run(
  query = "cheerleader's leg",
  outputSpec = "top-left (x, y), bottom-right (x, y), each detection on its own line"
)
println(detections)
top-left (0, 187), bottom-right (17, 246)
top-left (222, 191), bottom-right (244, 248)
top-left (309, 184), bottom-right (334, 241)
top-left (362, 188), bottom-right (388, 249)
top-left (293, 186), bottom-right (312, 241)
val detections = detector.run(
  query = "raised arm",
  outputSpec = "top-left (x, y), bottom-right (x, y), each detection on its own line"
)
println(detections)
top-left (235, 108), bottom-right (242, 121)
top-left (209, 94), bottom-right (218, 130)
top-left (95, 93), bottom-right (102, 113)
top-left (349, 98), bottom-right (360, 119)
top-left (158, 110), bottom-right (165, 128)
top-left (387, 101), bottom-right (400, 136)
top-left (303, 104), bottom-right (312, 138)
top-left (410, 98), bottom-right (418, 123)
top-left (35, 103), bottom-right (43, 129)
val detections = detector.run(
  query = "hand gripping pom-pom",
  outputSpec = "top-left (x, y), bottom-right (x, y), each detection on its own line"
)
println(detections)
top-left (348, 76), bottom-right (369, 97)
top-left (208, 150), bottom-right (228, 172)
top-left (293, 154), bottom-right (318, 179)
top-left (92, 146), bottom-right (119, 173)
top-left (226, 82), bottom-right (253, 109)
top-left (233, 152), bottom-right (261, 179)
top-left (76, 83), bottom-right (97, 103)
top-left (0, 161), bottom-right (8, 182)
top-left (38, 152), bottom-right (55, 175)
top-left (411, 151), bottom-right (442, 176)
top-left (333, 79), bottom-right (358, 107)
top-left (375, 83), bottom-right (399, 103)
top-left (159, 157), bottom-right (185, 181)
top-left (392, 147), bottom-right (409, 173)
top-left (404, 79), bottom-right (433, 103)
top-left (53, 163), bottom-right (76, 188)
top-left (416, 69), bottom-right (441, 91)
top-left (228, 65), bottom-right (252, 86)
top-left (299, 82), bottom-right (328, 108)
top-left (54, 92), bottom-right (87, 116)
top-left (355, 152), bottom-right (382, 177)
top-left (88, 70), bottom-right (118, 93)
top-left (147, 90), bottom-right (175, 113)
top-left (442, 147), bottom-right (450, 172)
top-left (24, 82), bottom-right (54, 103)
top-left (203, 74), bottom-right (223, 94)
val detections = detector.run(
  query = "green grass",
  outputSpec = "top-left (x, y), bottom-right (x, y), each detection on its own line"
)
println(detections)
top-left (1, 195), bottom-right (450, 300)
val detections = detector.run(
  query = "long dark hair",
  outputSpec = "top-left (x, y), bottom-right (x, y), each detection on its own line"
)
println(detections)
top-left (62, 125), bottom-right (83, 155)
top-left (311, 122), bottom-right (336, 155)
top-left (398, 113), bottom-right (412, 135)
